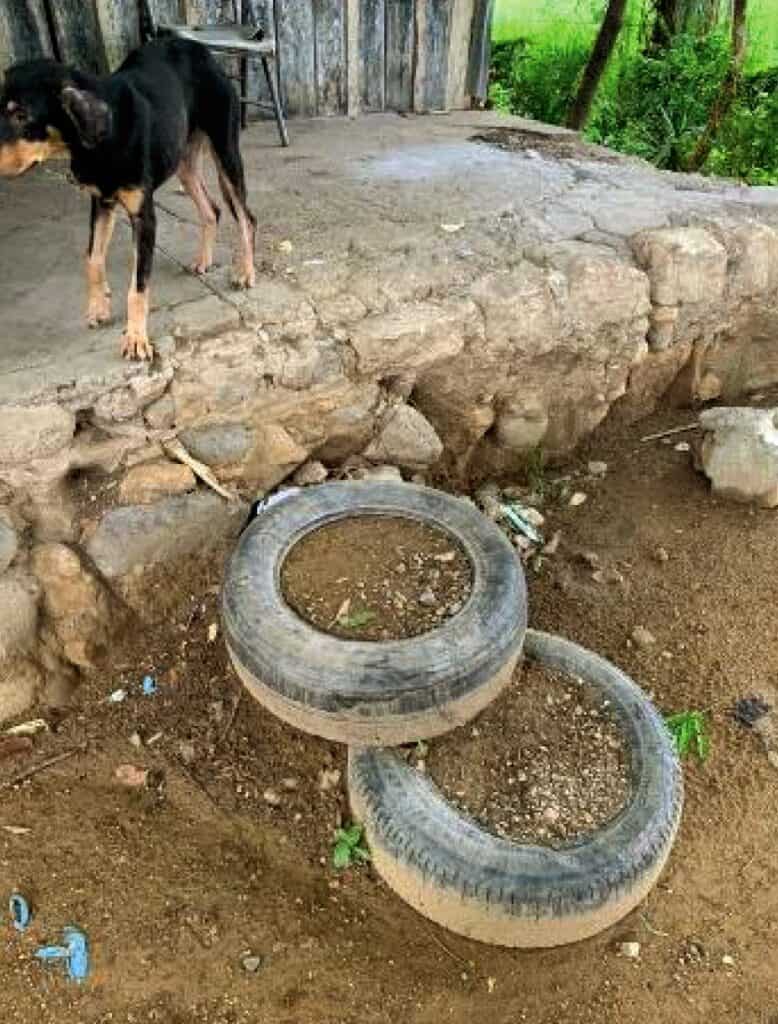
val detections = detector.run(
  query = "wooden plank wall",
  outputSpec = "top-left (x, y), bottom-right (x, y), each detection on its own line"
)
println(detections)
top-left (0, 0), bottom-right (488, 118)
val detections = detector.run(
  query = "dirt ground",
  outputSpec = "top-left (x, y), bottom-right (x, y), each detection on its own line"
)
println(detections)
top-left (425, 662), bottom-right (630, 845)
top-left (281, 515), bottom-right (472, 640)
top-left (3, 401), bottom-right (778, 1024)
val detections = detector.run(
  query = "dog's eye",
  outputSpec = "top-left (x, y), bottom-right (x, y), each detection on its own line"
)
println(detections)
top-left (6, 102), bottom-right (27, 125)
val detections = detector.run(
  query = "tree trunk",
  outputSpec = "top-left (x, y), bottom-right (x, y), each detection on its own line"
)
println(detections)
top-left (651, 0), bottom-right (681, 48)
top-left (686, 0), bottom-right (748, 171)
top-left (650, 0), bottom-right (723, 49)
top-left (565, 0), bottom-right (628, 130)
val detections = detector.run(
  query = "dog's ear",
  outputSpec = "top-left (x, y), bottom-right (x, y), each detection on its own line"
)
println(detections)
top-left (61, 84), bottom-right (111, 148)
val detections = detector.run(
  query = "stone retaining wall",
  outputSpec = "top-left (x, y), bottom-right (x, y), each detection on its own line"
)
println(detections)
top-left (1, 219), bottom-right (778, 720)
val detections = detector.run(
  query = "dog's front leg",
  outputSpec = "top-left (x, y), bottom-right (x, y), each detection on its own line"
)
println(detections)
top-left (86, 196), bottom-right (115, 327)
top-left (121, 193), bottom-right (155, 361)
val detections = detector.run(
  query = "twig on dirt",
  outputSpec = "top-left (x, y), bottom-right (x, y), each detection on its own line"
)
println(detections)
top-left (422, 924), bottom-right (473, 969)
top-left (1, 746), bottom-right (85, 790)
top-left (640, 913), bottom-right (670, 938)
top-left (162, 437), bottom-right (240, 503)
top-left (218, 692), bottom-right (243, 747)
top-left (640, 424), bottom-right (699, 443)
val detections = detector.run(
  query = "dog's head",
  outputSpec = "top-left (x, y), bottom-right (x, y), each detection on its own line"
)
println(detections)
top-left (0, 60), bottom-right (111, 177)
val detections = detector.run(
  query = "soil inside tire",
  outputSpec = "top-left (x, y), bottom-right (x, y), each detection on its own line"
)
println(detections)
top-left (280, 514), bottom-right (473, 641)
top-left (423, 660), bottom-right (632, 846)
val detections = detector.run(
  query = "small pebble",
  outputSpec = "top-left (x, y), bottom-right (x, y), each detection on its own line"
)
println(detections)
top-left (281, 777), bottom-right (299, 791)
top-left (263, 788), bottom-right (282, 807)
top-left (418, 589), bottom-right (436, 607)
top-left (542, 530), bottom-right (561, 555)
top-left (631, 626), bottom-right (656, 649)
top-left (241, 953), bottom-right (263, 973)
top-left (721, 954), bottom-right (735, 967)
top-left (568, 492), bottom-right (588, 507)
top-left (541, 805), bottom-right (560, 824)
top-left (619, 941), bottom-right (641, 959)
top-left (674, 442), bottom-right (691, 452)
top-left (654, 546), bottom-right (670, 564)
top-left (588, 460), bottom-right (608, 477)
top-left (434, 551), bottom-right (456, 563)
top-left (319, 768), bottom-right (342, 792)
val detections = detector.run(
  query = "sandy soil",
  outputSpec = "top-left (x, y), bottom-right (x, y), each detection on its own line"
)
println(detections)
top-left (424, 661), bottom-right (630, 845)
top-left (2, 403), bottom-right (778, 1024)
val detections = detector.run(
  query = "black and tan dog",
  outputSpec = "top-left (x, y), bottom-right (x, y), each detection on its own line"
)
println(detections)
top-left (0, 36), bottom-right (256, 360)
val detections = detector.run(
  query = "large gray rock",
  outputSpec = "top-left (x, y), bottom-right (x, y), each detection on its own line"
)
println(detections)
top-left (0, 405), bottom-right (75, 465)
top-left (179, 423), bottom-right (253, 467)
top-left (0, 572), bottom-right (39, 662)
top-left (0, 657), bottom-right (43, 724)
top-left (699, 407), bottom-right (778, 507)
top-left (31, 542), bottom-right (128, 668)
top-left (0, 519), bottom-right (18, 573)
top-left (350, 301), bottom-right (475, 377)
top-left (365, 404), bottom-right (443, 470)
top-left (85, 492), bottom-right (247, 578)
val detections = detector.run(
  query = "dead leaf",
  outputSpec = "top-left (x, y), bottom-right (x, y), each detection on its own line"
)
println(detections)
top-left (115, 764), bottom-right (149, 788)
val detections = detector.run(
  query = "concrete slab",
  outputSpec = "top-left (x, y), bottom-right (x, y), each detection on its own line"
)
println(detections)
top-left (1, 110), bottom-right (777, 410)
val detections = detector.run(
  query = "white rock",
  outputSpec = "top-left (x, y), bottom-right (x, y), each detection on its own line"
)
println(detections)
top-left (365, 405), bottom-right (443, 471)
top-left (619, 941), bottom-right (641, 959)
top-left (587, 460), bottom-right (608, 477)
top-left (698, 406), bottom-right (778, 507)
top-left (293, 460), bottom-right (329, 486)
top-left (568, 492), bottom-right (588, 507)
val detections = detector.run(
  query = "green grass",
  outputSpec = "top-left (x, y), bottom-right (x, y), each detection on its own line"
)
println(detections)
top-left (492, 0), bottom-right (778, 71)
top-left (665, 711), bottom-right (710, 762)
top-left (489, 0), bottom-right (778, 183)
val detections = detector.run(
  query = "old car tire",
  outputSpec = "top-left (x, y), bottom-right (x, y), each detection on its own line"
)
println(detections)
top-left (222, 482), bottom-right (527, 745)
top-left (348, 629), bottom-right (683, 947)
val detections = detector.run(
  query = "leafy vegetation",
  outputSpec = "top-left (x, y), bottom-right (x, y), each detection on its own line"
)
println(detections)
top-left (490, 0), bottom-right (778, 184)
top-left (332, 823), bottom-right (371, 869)
top-left (665, 710), bottom-right (711, 761)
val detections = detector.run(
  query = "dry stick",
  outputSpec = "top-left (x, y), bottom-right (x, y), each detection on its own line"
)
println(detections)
top-left (218, 692), bottom-right (243, 747)
top-left (162, 437), bottom-right (240, 503)
top-left (422, 924), bottom-right (473, 970)
top-left (640, 423), bottom-right (699, 443)
top-left (1, 746), bottom-right (85, 790)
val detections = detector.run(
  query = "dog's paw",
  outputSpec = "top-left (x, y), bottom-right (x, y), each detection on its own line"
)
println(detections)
top-left (189, 258), bottom-right (213, 277)
top-left (86, 290), bottom-right (112, 327)
top-left (230, 266), bottom-right (256, 290)
top-left (120, 329), bottom-right (154, 361)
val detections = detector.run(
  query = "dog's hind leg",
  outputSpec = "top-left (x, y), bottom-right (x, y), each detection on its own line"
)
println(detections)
top-left (119, 190), bottom-right (155, 361)
top-left (177, 133), bottom-right (221, 275)
top-left (203, 99), bottom-right (256, 289)
top-left (86, 196), bottom-right (116, 327)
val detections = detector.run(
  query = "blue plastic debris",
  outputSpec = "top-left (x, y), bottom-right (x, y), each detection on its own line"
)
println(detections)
top-left (9, 893), bottom-right (30, 931)
top-left (35, 926), bottom-right (89, 982)
top-left (141, 676), bottom-right (157, 696)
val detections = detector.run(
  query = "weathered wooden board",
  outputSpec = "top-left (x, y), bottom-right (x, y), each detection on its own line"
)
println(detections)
top-left (445, 0), bottom-right (473, 109)
top-left (465, 0), bottom-right (492, 103)
top-left (422, 0), bottom-right (452, 110)
top-left (277, 0), bottom-right (316, 115)
top-left (48, 0), bottom-right (106, 73)
top-left (150, 0), bottom-right (186, 25)
top-left (0, 0), bottom-right (52, 69)
top-left (384, 0), bottom-right (413, 111)
top-left (314, 0), bottom-right (346, 115)
top-left (96, 0), bottom-right (141, 71)
top-left (358, 0), bottom-right (383, 111)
